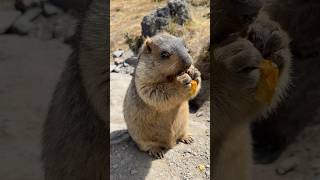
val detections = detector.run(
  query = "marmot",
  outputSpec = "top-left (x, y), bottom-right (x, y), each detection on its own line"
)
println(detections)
top-left (42, 0), bottom-right (108, 179)
top-left (123, 33), bottom-right (201, 159)
top-left (212, 9), bottom-right (292, 180)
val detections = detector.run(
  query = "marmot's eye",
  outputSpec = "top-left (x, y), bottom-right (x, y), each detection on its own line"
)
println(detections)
top-left (160, 51), bottom-right (171, 59)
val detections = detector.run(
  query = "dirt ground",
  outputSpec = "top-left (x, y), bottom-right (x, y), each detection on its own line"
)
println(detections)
top-left (253, 113), bottom-right (320, 180)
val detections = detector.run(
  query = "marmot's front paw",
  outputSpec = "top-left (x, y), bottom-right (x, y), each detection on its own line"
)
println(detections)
top-left (248, 23), bottom-right (290, 73)
top-left (179, 134), bottom-right (194, 144)
top-left (187, 65), bottom-right (201, 84)
top-left (176, 73), bottom-right (192, 88)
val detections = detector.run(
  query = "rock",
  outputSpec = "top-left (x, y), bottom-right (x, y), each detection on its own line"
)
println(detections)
top-left (141, 0), bottom-right (191, 37)
top-left (112, 164), bottom-right (119, 169)
top-left (141, 7), bottom-right (170, 37)
top-left (110, 65), bottom-right (116, 72)
top-left (275, 157), bottom-right (300, 175)
top-left (124, 56), bottom-right (138, 66)
top-left (112, 49), bottom-right (125, 58)
top-left (112, 65), bottom-right (122, 73)
top-left (124, 66), bottom-right (134, 75)
top-left (167, 0), bottom-right (191, 25)
top-left (12, 7), bottom-right (42, 34)
top-left (0, 10), bottom-right (21, 34)
top-left (205, 170), bottom-right (210, 177)
top-left (123, 62), bottom-right (129, 67)
top-left (196, 111), bottom-right (204, 117)
top-left (15, 0), bottom-right (41, 11)
top-left (43, 3), bottom-right (62, 16)
top-left (114, 58), bottom-right (124, 65)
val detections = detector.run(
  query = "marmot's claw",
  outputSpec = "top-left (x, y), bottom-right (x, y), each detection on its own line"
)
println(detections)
top-left (148, 148), bottom-right (164, 159)
top-left (187, 66), bottom-right (201, 81)
top-left (180, 135), bottom-right (194, 144)
top-left (176, 73), bottom-right (192, 87)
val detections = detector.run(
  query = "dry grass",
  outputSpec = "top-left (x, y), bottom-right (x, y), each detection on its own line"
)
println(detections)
top-left (110, 0), bottom-right (166, 53)
top-left (110, 0), bottom-right (210, 60)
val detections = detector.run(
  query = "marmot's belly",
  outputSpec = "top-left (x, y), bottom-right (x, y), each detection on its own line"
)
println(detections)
top-left (141, 102), bottom-right (189, 147)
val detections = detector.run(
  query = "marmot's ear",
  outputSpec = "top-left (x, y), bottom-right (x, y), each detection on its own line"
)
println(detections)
top-left (145, 37), bottom-right (152, 53)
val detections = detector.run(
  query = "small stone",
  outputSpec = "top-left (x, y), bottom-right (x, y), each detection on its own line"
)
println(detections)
top-left (275, 157), bottom-right (300, 175)
top-left (130, 169), bottom-right (138, 175)
top-left (205, 170), bottom-right (210, 177)
top-left (123, 62), bottom-right (129, 67)
top-left (110, 65), bottom-right (116, 71)
top-left (112, 65), bottom-right (122, 73)
top-left (112, 49), bottom-right (125, 58)
top-left (124, 56), bottom-right (138, 66)
top-left (114, 58), bottom-right (124, 65)
top-left (0, 10), bottom-right (21, 34)
top-left (196, 111), bottom-right (204, 117)
top-left (112, 164), bottom-right (119, 169)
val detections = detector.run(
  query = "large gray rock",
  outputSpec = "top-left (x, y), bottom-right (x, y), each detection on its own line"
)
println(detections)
top-left (141, 0), bottom-right (191, 37)
top-left (0, 10), bottom-right (21, 33)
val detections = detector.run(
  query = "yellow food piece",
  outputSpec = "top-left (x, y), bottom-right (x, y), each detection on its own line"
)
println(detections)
top-left (255, 59), bottom-right (279, 104)
top-left (197, 164), bottom-right (206, 172)
top-left (190, 80), bottom-right (198, 96)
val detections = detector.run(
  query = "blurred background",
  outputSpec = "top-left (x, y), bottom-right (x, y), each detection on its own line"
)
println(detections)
top-left (0, 0), bottom-right (84, 179)
top-left (251, 0), bottom-right (320, 180)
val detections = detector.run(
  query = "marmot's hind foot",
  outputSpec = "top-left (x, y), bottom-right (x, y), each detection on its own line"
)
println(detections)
top-left (179, 134), bottom-right (194, 144)
top-left (148, 147), bottom-right (165, 159)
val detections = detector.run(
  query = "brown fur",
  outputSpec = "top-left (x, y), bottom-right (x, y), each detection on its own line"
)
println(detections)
top-left (123, 33), bottom-right (201, 158)
top-left (42, 0), bottom-right (108, 179)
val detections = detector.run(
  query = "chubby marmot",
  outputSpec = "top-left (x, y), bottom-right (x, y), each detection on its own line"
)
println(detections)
top-left (123, 33), bottom-right (201, 158)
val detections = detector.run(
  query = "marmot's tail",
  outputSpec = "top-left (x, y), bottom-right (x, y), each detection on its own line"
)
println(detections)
top-left (110, 130), bottom-right (130, 145)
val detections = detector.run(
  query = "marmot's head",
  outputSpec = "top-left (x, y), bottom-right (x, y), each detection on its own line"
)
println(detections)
top-left (135, 33), bottom-right (193, 82)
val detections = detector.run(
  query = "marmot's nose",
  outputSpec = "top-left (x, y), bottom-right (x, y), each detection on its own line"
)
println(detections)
top-left (184, 63), bottom-right (191, 70)
top-left (183, 57), bottom-right (192, 70)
